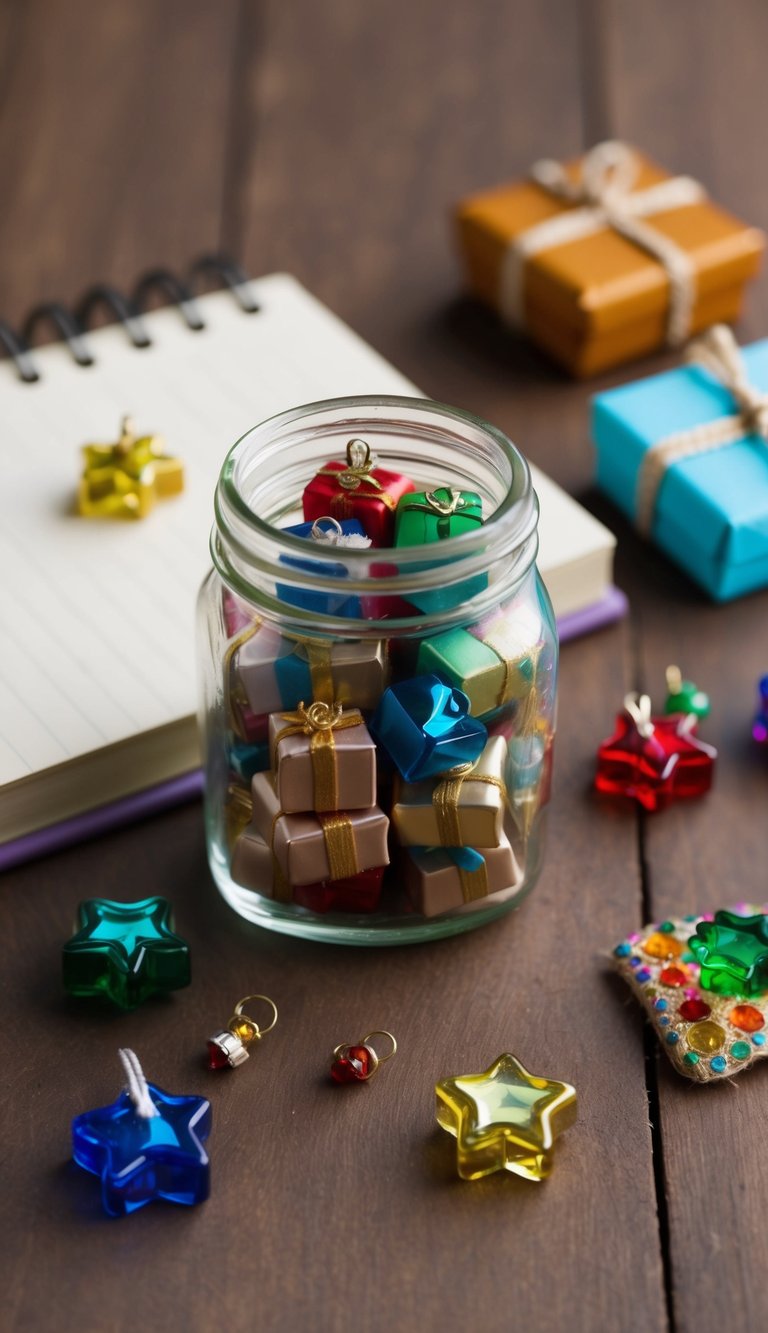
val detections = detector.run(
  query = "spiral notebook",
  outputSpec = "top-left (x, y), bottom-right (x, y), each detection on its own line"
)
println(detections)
top-left (0, 261), bottom-right (623, 866)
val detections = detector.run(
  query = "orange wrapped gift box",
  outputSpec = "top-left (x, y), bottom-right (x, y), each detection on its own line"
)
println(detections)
top-left (455, 140), bottom-right (764, 378)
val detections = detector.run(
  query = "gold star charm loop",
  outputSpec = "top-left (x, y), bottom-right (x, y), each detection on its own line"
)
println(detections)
top-left (77, 415), bottom-right (184, 519)
top-left (435, 1052), bottom-right (577, 1182)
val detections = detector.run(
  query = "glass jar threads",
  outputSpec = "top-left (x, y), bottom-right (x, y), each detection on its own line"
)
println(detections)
top-left (197, 396), bottom-right (557, 944)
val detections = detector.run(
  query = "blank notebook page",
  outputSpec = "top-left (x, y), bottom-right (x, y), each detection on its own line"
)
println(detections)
top-left (0, 274), bottom-right (419, 793)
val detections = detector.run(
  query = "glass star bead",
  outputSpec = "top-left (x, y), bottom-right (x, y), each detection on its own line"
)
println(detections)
top-left (63, 897), bottom-right (191, 1010)
top-left (77, 416), bottom-right (184, 520)
top-left (687, 910), bottom-right (768, 998)
top-left (595, 698), bottom-right (716, 812)
top-left (435, 1053), bottom-right (577, 1182)
top-left (72, 1079), bottom-right (211, 1216)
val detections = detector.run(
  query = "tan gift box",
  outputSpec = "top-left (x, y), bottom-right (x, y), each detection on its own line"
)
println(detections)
top-left (391, 735), bottom-right (507, 848)
top-left (456, 141), bottom-right (764, 377)
top-left (268, 703), bottom-right (376, 814)
top-left (403, 815), bottom-right (523, 918)
top-left (250, 770), bottom-right (389, 886)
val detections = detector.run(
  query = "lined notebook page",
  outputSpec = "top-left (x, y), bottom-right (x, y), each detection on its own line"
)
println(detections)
top-left (0, 274), bottom-right (418, 791)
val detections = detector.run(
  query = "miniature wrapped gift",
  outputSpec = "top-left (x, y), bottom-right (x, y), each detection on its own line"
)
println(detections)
top-left (456, 139), bottom-right (764, 377)
top-left (370, 674), bottom-right (487, 783)
top-left (276, 517), bottom-right (370, 617)
top-left (416, 606), bottom-right (541, 718)
top-left (250, 771), bottom-right (390, 886)
top-left (404, 820), bottom-right (522, 918)
top-left (593, 325), bottom-right (768, 600)
top-left (393, 487), bottom-right (486, 612)
top-left (268, 702), bottom-right (376, 814)
top-left (231, 823), bottom-right (385, 912)
top-left (228, 739), bottom-right (269, 783)
top-left (392, 735), bottom-right (507, 848)
top-left (303, 438), bottom-right (416, 546)
top-left (230, 621), bottom-right (389, 717)
top-left (78, 416), bottom-right (184, 519)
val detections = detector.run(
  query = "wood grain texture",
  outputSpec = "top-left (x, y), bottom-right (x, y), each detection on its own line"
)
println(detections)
top-left (0, 0), bottom-right (239, 323)
top-left (607, 3), bottom-right (768, 1330)
top-left (3, 0), bottom-right (768, 1329)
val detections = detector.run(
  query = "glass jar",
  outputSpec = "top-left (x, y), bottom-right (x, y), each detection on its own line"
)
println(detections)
top-left (197, 396), bottom-right (557, 944)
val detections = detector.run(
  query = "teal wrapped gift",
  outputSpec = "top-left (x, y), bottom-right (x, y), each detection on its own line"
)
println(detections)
top-left (592, 325), bottom-right (768, 601)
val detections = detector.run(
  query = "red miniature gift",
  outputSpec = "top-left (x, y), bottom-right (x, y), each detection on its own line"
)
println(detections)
top-left (302, 438), bottom-right (415, 547)
top-left (293, 866), bottom-right (385, 914)
top-left (596, 693), bottom-right (716, 812)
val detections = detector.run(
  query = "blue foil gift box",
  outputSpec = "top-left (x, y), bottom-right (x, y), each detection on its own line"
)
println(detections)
top-left (592, 327), bottom-right (768, 601)
top-left (276, 517), bottom-right (368, 616)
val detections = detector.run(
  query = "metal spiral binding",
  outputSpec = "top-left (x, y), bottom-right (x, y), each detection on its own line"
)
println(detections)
top-left (23, 302), bottom-right (95, 367)
top-left (0, 255), bottom-right (257, 382)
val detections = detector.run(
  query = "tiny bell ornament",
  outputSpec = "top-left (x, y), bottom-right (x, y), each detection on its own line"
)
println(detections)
top-left (206, 994), bottom-right (278, 1070)
top-left (595, 691), bottom-right (716, 812)
top-left (663, 665), bottom-right (711, 719)
top-left (435, 1053), bottom-right (577, 1182)
top-left (71, 1049), bottom-right (211, 1216)
top-left (330, 1029), bottom-right (397, 1084)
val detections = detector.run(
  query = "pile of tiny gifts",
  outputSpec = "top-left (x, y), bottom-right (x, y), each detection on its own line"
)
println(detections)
top-left (220, 440), bottom-right (551, 918)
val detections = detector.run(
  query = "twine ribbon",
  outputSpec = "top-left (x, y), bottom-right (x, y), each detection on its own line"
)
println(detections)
top-left (317, 438), bottom-right (397, 512)
top-left (635, 324), bottom-right (768, 534)
top-left (499, 139), bottom-right (706, 345)
top-left (271, 701), bottom-right (363, 812)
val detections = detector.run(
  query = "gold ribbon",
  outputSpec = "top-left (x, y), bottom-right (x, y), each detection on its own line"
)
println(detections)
top-left (318, 812), bottom-right (359, 880)
top-left (432, 769), bottom-right (507, 847)
top-left (269, 807), bottom-right (359, 889)
top-left (317, 438), bottom-right (397, 512)
top-left (454, 851), bottom-right (490, 903)
top-left (271, 701), bottom-right (363, 812)
top-left (223, 615), bottom-right (263, 736)
top-left (400, 488), bottom-right (470, 518)
top-left (225, 784), bottom-right (253, 844)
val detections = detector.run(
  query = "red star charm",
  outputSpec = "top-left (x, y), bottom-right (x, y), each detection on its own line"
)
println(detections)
top-left (596, 694), bottom-right (716, 812)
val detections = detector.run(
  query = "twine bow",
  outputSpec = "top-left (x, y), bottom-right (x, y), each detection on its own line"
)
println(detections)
top-left (500, 139), bottom-right (706, 346)
top-left (635, 325), bottom-right (768, 535)
top-left (272, 700), bottom-right (363, 812)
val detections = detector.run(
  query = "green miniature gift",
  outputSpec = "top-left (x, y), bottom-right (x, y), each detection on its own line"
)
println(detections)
top-left (416, 608), bottom-right (541, 718)
top-left (394, 486), bottom-right (485, 612)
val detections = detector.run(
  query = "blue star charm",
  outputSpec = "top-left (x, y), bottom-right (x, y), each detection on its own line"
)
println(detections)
top-left (72, 1063), bottom-right (211, 1217)
top-left (62, 897), bottom-right (191, 1009)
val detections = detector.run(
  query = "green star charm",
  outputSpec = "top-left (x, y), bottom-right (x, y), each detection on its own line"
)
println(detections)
top-left (63, 897), bottom-right (191, 1009)
top-left (687, 910), bottom-right (768, 998)
top-left (435, 1053), bottom-right (577, 1182)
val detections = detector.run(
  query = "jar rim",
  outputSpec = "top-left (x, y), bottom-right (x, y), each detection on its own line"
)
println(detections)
top-left (212, 395), bottom-right (540, 632)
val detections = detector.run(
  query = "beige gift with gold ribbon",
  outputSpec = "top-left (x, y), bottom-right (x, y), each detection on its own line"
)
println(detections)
top-left (269, 702), bottom-right (376, 814)
top-left (250, 770), bottom-right (390, 887)
top-left (392, 736), bottom-right (508, 848)
top-left (403, 812), bottom-right (523, 918)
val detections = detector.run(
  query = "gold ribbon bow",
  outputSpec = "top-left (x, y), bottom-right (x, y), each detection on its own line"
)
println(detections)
top-left (402, 488), bottom-right (469, 517)
top-left (78, 415), bottom-right (184, 519)
top-left (501, 139), bottom-right (707, 346)
top-left (317, 438), bottom-right (397, 512)
top-left (272, 701), bottom-right (363, 812)
top-left (635, 324), bottom-right (768, 535)
top-left (432, 764), bottom-right (508, 847)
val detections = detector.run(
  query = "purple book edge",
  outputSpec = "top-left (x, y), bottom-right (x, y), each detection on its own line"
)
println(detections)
top-left (0, 586), bottom-right (628, 872)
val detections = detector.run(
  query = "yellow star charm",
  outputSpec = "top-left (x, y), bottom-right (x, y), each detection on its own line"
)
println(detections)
top-left (77, 415), bottom-right (184, 519)
top-left (435, 1052), bottom-right (577, 1182)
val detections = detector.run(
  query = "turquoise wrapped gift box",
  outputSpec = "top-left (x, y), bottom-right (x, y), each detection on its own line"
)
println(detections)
top-left (592, 337), bottom-right (768, 601)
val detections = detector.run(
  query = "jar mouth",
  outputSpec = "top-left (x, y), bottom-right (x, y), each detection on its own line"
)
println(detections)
top-left (212, 395), bottom-right (539, 634)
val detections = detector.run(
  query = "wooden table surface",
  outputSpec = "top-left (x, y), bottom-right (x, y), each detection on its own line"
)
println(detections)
top-left (2, 3), bottom-right (767, 1330)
